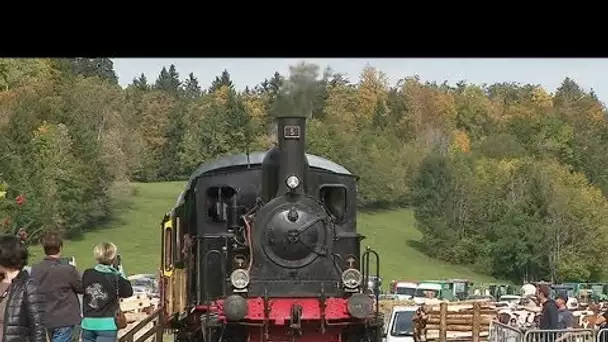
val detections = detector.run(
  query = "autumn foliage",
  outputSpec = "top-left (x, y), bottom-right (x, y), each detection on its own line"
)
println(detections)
top-left (1, 59), bottom-right (608, 283)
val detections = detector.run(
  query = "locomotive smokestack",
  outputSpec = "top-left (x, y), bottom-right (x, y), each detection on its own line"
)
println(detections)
top-left (263, 62), bottom-right (319, 199)
top-left (276, 115), bottom-right (308, 195)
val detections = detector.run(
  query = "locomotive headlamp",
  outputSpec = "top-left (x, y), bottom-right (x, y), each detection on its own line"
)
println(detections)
top-left (230, 269), bottom-right (250, 289)
top-left (286, 175), bottom-right (300, 190)
top-left (341, 268), bottom-right (363, 289)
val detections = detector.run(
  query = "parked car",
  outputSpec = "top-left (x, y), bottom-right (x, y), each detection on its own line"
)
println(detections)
top-left (132, 285), bottom-right (148, 298)
top-left (383, 305), bottom-right (418, 342)
top-left (129, 274), bottom-right (159, 298)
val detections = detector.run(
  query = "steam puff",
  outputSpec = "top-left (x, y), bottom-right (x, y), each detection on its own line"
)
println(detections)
top-left (273, 62), bottom-right (322, 118)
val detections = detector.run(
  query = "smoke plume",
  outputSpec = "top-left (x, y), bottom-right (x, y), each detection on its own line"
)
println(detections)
top-left (273, 61), bottom-right (322, 118)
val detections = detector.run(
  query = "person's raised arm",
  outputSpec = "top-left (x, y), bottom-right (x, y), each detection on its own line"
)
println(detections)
top-left (69, 266), bottom-right (84, 294)
top-left (118, 276), bottom-right (133, 298)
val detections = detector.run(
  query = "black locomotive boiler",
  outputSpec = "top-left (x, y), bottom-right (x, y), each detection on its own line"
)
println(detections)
top-left (160, 114), bottom-right (383, 342)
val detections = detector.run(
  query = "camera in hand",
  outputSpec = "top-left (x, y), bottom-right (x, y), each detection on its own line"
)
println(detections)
top-left (58, 257), bottom-right (76, 267)
top-left (113, 254), bottom-right (123, 272)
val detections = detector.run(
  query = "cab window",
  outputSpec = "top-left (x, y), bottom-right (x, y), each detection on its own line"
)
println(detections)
top-left (205, 186), bottom-right (236, 223)
top-left (163, 223), bottom-right (173, 270)
top-left (319, 185), bottom-right (347, 222)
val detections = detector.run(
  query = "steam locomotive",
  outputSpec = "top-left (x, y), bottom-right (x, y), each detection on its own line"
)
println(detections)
top-left (160, 114), bottom-right (383, 342)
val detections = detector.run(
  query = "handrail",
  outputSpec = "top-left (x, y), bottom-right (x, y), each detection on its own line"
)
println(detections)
top-left (361, 246), bottom-right (380, 317)
top-left (118, 306), bottom-right (165, 342)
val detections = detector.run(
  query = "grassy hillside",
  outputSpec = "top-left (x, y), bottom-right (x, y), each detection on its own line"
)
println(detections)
top-left (29, 182), bottom-right (497, 285)
top-left (29, 182), bottom-right (185, 274)
top-left (358, 210), bottom-right (497, 284)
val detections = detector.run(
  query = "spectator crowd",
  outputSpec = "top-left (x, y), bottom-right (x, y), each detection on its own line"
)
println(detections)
top-left (0, 232), bottom-right (133, 342)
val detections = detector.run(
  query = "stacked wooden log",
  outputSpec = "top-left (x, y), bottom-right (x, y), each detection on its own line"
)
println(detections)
top-left (379, 299), bottom-right (418, 317)
top-left (415, 300), bottom-right (497, 342)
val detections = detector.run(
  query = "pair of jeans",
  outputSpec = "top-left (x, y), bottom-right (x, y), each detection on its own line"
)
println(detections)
top-left (81, 329), bottom-right (118, 342)
top-left (47, 326), bottom-right (76, 342)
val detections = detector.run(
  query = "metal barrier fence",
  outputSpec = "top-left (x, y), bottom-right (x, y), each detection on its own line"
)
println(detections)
top-left (489, 324), bottom-right (598, 342)
top-left (522, 329), bottom-right (595, 342)
top-left (596, 329), bottom-right (608, 342)
top-left (489, 321), bottom-right (524, 342)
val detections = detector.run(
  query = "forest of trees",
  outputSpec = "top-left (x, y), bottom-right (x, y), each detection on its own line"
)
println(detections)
top-left (1, 58), bottom-right (608, 283)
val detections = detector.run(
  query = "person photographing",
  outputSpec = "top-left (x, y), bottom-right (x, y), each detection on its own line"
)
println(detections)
top-left (81, 242), bottom-right (133, 342)
top-left (31, 232), bottom-right (83, 342)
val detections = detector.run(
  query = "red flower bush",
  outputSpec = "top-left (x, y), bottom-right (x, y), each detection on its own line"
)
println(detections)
top-left (15, 195), bottom-right (25, 206)
top-left (1, 193), bottom-right (28, 235)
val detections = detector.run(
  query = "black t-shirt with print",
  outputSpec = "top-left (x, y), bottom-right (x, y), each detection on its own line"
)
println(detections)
top-left (82, 268), bottom-right (133, 318)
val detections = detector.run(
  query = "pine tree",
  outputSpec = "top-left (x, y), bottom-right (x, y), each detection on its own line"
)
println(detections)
top-left (167, 64), bottom-right (182, 94)
top-left (155, 65), bottom-right (182, 95)
top-left (90, 58), bottom-right (118, 84)
top-left (209, 69), bottom-right (234, 93)
top-left (554, 77), bottom-right (584, 107)
top-left (183, 72), bottom-right (202, 99)
top-left (258, 71), bottom-right (284, 122)
top-left (154, 67), bottom-right (171, 92)
top-left (225, 91), bottom-right (252, 153)
top-left (268, 72), bottom-right (283, 96)
top-left (132, 73), bottom-right (150, 91)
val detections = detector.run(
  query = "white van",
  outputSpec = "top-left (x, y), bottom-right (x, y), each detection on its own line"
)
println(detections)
top-left (413, 283), bottom-right (442, 305)
top-left (383, 305), bottom-right (418, 342)
top-left (393, 282), bottom-right (417, 301)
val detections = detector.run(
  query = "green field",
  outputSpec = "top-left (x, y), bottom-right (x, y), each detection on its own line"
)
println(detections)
top-left (30, 182), bottom-right (497, 285)
top-left (358, 210), bottom-right (497, 284)
top-left (29, 182), bottom-right (184, 274)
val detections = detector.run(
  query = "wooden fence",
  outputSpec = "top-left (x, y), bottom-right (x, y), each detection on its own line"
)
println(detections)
top-left (118, 307), bottom-right (165, 342)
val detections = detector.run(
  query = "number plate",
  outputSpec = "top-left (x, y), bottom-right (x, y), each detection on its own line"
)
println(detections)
top-left (283, 125), bottom-right (301, 139)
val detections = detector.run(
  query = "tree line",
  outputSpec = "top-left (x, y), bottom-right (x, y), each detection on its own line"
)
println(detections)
top-left (1, 58), bottom-right (607, 283)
